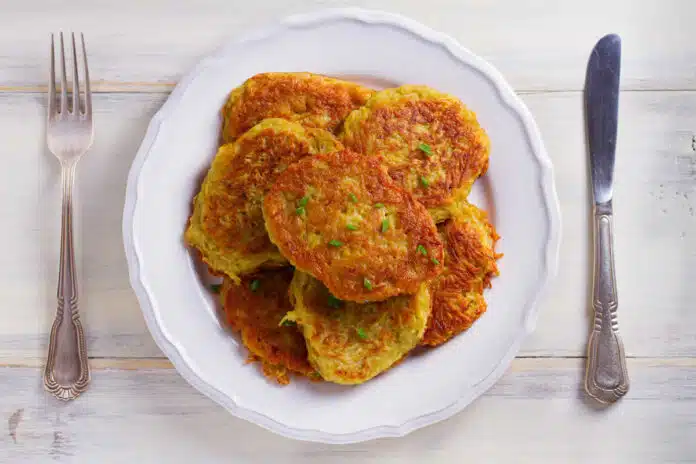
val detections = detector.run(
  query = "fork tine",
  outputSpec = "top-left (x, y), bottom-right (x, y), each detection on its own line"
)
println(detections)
top-left (48, 34), bottom-right (56, 117)
top-left (81, 34), bottom-right (92, 118)
top-left (59, 32), bottom-right (68, 114)
top-left (71, 33), bottom-right (80, 114)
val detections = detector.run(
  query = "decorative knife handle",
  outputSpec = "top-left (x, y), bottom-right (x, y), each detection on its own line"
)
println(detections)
top-left (585, 201), bottom-right (629, 403)
top-left (44, 165), bottom-right (90, 400)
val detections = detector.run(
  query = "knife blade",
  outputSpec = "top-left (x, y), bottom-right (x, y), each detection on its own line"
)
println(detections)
top-left (584, 33), bottom-right (629, 404)
top-left (586, 33), bottom-right (620, 205)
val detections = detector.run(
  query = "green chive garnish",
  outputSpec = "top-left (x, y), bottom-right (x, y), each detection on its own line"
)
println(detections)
top-left (357, 328), bottom-right (368, 340)
top-left (363, 278), bottom-right (373, 291)
top-left (328, 239), bottom-right (343, 247)
top-left (349, 193), bottom-right (358, 203)
top-left (418, 143), bottom-right (433, 156)
top-left (250, 279), bottom-right (260, 292)
top-left (296, 206), bottom-right (306, 215)
top-left (346, 224), bottom-right (359, 231)
top-left (327, 294), bottom-right (342, 309)
top-left (431, 257), bottom-right (440, 265)
top-left (417, 245), bottom-right (428, 256)
top-left (210, 283), bottom-right (222, 294)
top-left (281, 319), bottom-right (296, 327)
top-left (374, 203), bottom-right (385, 209)
top-left (381, 219), bottom-right (389, 233)
top-left (420, 176), bottom-right (430, 187)
top-left (298, 196), bottom-right (309, 207)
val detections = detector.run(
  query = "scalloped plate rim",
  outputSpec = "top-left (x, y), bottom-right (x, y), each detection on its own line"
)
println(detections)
top-left (122, 7), bottom-right (561, 444)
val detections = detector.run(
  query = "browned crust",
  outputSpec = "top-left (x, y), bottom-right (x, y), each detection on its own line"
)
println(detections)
top-left (341, 87), bottom-right (490, 209)
top-left (222, 72), bottom-right (373, 142)
top-left (201, 127), bottom-right (317, 255)
top-left (263, 149), bottom-right (444, 302)
top-left (421, 207), bottom-right (501, 346)
top-left (220, 269), bottom-right (315, 384)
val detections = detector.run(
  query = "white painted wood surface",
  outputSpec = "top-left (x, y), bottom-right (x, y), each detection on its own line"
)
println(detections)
top-left (0, 1), bottom-right (694, 462)
top-left (2, 359), bottom-right (695, 463)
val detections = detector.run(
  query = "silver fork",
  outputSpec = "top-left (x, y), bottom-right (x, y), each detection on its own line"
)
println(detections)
top-left (44, 32), bottom-right (93, 400)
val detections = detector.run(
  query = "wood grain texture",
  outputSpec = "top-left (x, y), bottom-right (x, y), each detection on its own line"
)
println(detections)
top-left (522, 90), bottom-right (696, 357)
top-left (0, 92), bottom-right (166, 361)
top-left (1, 90), bottom-right (694, 361)
top-left (0, 0), bottom-right (693, 92)
top-left (0, 1), bottom-right (693, 460)
top-left (0, 360), bottom-right (694, 463)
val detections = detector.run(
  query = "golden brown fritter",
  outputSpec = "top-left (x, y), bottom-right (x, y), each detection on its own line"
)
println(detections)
top-left (185, 119), bottom-right (341, 282)
top-left (340, 86), bottom-right (490, 221)
top-left (286, 271), bottom-right (432, 385)
top-left (220, 268), bottom-right (316, 385)
top-left (421, 202), bottom-right (500, 347)
top-left (263, 149), bottom-right (444, 302)
top-left (221, 72), bottom-right (374, 143)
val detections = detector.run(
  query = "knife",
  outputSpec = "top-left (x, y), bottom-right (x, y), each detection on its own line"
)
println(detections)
top-left (584, 33), bottom-right (630, 404)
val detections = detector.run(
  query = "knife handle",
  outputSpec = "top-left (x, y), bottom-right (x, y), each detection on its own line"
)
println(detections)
top-left (585, 201), bottom-right (629, 404)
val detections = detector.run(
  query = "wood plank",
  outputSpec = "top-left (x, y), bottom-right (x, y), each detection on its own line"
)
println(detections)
top-left (0, 92), bottom-right (166, 360)
top-left (0, 0), bottom-right (693, 92)
top-left (0, 89), bottom-right (694, 361)
top-left (0, 359), bottom-right (693, 463)
top-left (522, 90), bottom-right (696, 357)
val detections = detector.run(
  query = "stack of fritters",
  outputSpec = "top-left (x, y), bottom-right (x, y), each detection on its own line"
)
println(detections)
top-left (185, 72), bottom-right (500, 385)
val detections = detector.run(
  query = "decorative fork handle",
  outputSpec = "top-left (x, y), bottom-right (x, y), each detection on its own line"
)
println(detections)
top-left (585, 201), bottom-right (629, 403)
top-left (44, 163), bottom-right (90, 400)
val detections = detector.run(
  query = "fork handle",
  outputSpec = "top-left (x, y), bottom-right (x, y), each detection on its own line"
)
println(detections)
top-left (44, 163), bottom-right (90, 400)
top-left (585, 202), bottom-right (629, 404)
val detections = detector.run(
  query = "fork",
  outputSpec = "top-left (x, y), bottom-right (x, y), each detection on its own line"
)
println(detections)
top-left (43, 32), bottom-right (93, 400)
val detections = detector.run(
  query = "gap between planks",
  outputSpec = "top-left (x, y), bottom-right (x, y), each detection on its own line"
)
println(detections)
top-left (2, 83), bottom-right (696, 95)
top-left (0, 357), bottom-right (694, 370)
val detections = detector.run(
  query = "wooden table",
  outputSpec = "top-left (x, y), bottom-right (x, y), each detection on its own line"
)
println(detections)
top-left (1, 1), bottom-right (694, 462)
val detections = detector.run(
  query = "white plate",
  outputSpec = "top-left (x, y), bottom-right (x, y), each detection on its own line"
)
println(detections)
top-left (123, 8), bottom-right (561, 444)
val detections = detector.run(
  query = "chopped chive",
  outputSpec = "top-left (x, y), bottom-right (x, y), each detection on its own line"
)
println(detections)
top-left (328, 239), bottom-right (343, 247)
top-left (431, 257), bottom-right (440, 265)
top-left (374, 203), bottom-right (385, 209)
top-left (349, 193), bottom-right (358, 203)
top-left (281, 319), bottom-right (296, 327)
top-left (420, 176), bottom-right (430, 187)
top-left (356, 328), bottom-right (368, 340)
top-left (249, 279), bottom-right (260, 292)
top-left (418, 142), bottom-right (433, 156)
top-left (296, 206), bottom-right (306, 216)
top-left (363, 278), bottom-right (373, 291)
top-left (346, 224), bottom-right (359, 231)
top-left (298, 196), bottom-right (309, 207)
top-left (417, 245), bottom-right (428, 256)
top-left (327, 294), bottom-right (342, 309)
top-left (381, 219), bottom-right (389, 233)
top-left (210, 283), bottom-right (222, 294)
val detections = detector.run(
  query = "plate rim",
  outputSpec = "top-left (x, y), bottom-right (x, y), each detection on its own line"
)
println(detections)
top-left (122, 7), bottom-right (562, 444)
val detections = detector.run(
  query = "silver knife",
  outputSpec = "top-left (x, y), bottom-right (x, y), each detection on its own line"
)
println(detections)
top-left (584, 33), bottom-right (629, 403)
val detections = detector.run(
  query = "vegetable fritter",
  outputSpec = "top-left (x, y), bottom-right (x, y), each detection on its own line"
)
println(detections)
top-left (222, 72), bottom-right (373, 143)
top-left (220, 269), bottom-right (316, 385)
top-left (422, 202), bottom-right (500, 346)
top-left (341, 85), bottom-right (490, 221)
top-left (263, 149), bottom-right (444, 302)
top-left (286, 271), bottom-right (432, 385)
